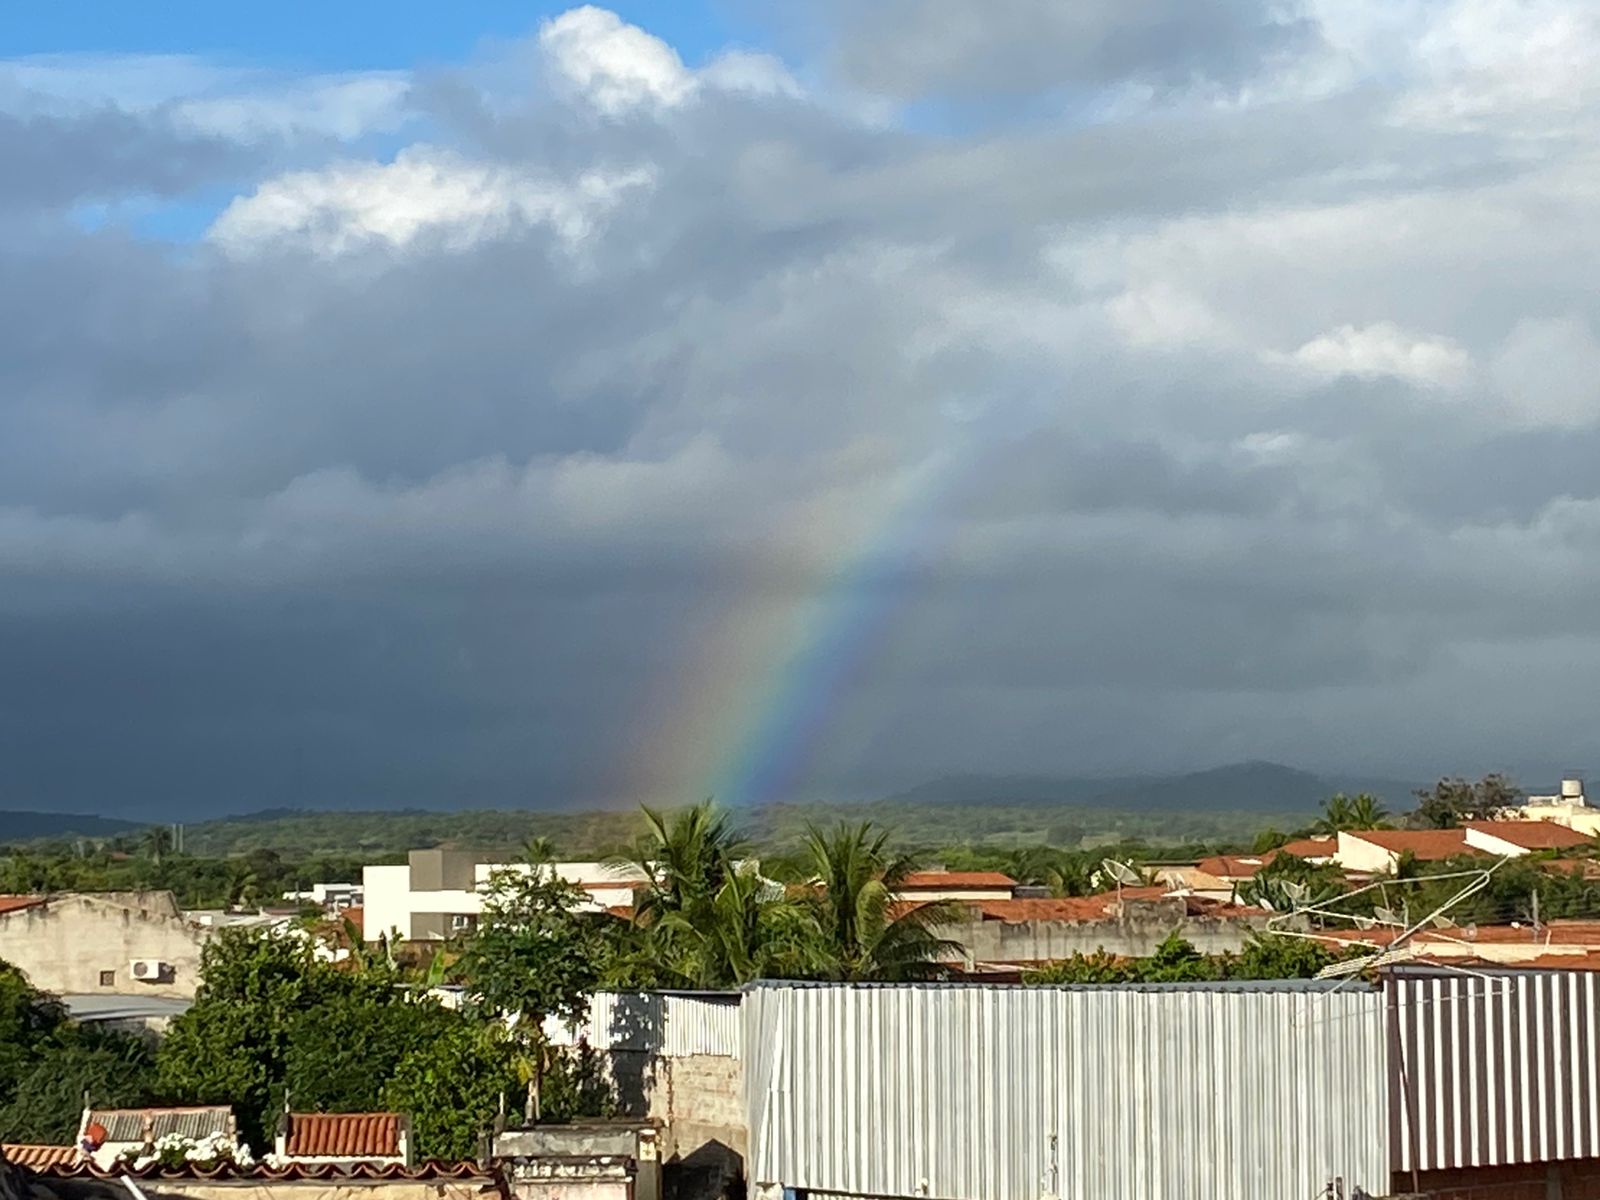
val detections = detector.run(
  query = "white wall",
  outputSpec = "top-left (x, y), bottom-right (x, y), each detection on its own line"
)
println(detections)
top-left (1333, 832), bottom-right (1398, 874)
top-left (0, 895), bottom-right (211, 998)
top-left (361, 864), bottom-right (412, 941)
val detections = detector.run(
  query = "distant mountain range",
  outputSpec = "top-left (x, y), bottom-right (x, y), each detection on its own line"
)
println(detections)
top-left (0, 810), bottom-right (145, 840)
top-left (886, 761), bottom-right (1423, 814)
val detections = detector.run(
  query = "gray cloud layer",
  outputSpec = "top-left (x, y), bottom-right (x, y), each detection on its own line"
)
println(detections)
top-left (4, 2), bottom-right (1600, 817)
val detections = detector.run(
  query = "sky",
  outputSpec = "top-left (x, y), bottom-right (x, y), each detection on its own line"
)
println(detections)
top-left (4, 1), bottom-right (1600, 820)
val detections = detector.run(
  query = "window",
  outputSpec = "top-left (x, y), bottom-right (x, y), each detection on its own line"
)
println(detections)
top-left (450, 914), bottom-right (475, 932)
top-left (99, 970), bottom-right (115, 987)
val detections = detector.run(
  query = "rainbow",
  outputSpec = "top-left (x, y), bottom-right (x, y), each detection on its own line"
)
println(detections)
top-left (626, 445), bottom-right (963, 809)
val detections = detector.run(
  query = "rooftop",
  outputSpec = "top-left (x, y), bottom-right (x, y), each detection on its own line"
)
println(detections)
top-left (1345, 828), bottom-right (1479, 860)
top-left (282, 1113), bottom-right (404, 1160)
top-left (87, 1106), bottom-right (234, 1144)
top-left (898, 871), bottom-right (1017, 890)
top-left (1464, 820), bottom-right (1594, 850)
top-left (2, 1145), bottom-right (78, 1169)
top-left (0, 895), bottom-right (43, 916)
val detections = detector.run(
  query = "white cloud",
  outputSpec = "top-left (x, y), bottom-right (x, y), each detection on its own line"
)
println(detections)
top-left (1287, 321), bottom-right (1471, 387)
top-left (1490, 315), bottom-right (1600, 428)
top-left (539, 6), bottom-right (695, 115)
top-left (208, 146), bottom-right (655, 256)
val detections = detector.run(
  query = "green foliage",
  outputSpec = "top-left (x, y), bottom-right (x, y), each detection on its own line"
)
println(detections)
top-left (381, 1020), bottom-right (518, 1161)
top-left (1410, 774), bottom-right (1521, 829)
top-left (0, 959), bottom-right (156, 1144)
top-left (0, 1038), bottom-right (156, 1143)
top-left (1023, 932), bottom-right (1347, 985)
top-left (157, 929), bottom-right (412, 1147)
top-left (1311, 793), bottom-right (1391, 833)
top-left (801, 821), bottom-right (959, 982)
top-left (283, 999), bottom-right (457, 1114)
top-left (613, 802), bottom-right (817, 989)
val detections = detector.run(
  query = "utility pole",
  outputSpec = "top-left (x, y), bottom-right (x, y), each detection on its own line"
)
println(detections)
top-left (1531, 888), bottom-right (1541, 935)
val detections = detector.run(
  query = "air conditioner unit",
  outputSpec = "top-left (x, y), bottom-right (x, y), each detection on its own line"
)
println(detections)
top-left (129, 959), bottom-right (169, 981)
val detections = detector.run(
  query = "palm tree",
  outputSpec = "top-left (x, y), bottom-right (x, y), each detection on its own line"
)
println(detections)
top-left (631, 800), bottom-right (746, 921)
top-left (1313, 793), bottom-right (1391, 833)
top-left (1007, 847), bottom-right (1093, 898)
top-left (143, 825), bottom-right (174, 867)
top-left (802, 821), bottom-right (961, 982)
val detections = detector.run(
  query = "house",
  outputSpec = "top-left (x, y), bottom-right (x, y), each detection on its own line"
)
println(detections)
top-left (1332, 828), bottom-right (1480, 873)
top-left (78, 1105), bottom-right (237, 1168)
top-left (274, 1113), bottom-right (412, 1168)
top-left (363, 851), bottom-right (650, 942)
top-left (280, 882), bottom-right (364, 915)
top-left (1504, 776), bottom-right (1600, 837)
top-left (1461, 819), bottom-right (1593, 855)
top-left (1331, 822), bottom-right (1591, 875)
top-left (0, 891), bottom-right (212, 999)
top-left (1162, 837), bottom-right (1337, 900)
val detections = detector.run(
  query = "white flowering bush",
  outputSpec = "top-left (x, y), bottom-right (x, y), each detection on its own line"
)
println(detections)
top-left (118, 1133), bottom-right (255, 1171)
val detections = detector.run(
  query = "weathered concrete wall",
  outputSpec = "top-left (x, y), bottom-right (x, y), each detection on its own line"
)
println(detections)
top-left (106, 1181), bottom-right (492, 1200)
top-left (0, 895), bottom-right (211, 998)
top-left (604, 1051), bottom-right (743, 1200)
top-left (941, 906), bottom-right (1270, 965)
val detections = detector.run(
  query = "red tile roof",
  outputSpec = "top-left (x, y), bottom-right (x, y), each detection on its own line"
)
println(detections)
top-left (341, 906), bottom-right (363, 934)
top-left (1194, 855), bottom-right (1272, 881)
top-left (1465, 820), bottom-right (1594, 850)
top-left (3, 1145), bottom-right (78, 1169)
top-left (1276, 836), bottom-right (1338, 859)
top-left (0, 895), bottom-right (43, 916)
top-left (283, 1113), bottom-right (403, 1159)
top-left (1346, 828), bottom-right (1480, 860)
top-left (898, 871), bottom-right (1016, 890)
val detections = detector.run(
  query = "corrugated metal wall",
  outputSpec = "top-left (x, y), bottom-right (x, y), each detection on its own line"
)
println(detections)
top-left (745, 981), bottom-right (1389, 1200)
top-left (1388, 969), bottom-right (1600, 1172)
top-left (545, 991), bottom-right (743, 1057)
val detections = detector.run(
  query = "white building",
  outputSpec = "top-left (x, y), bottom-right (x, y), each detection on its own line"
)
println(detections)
top-left (1505, 776), bottom-right (1600, 837)
top-left (362, 850), bottom-right (648, 942)
top-left (280, 882), bottom-right (364, 913)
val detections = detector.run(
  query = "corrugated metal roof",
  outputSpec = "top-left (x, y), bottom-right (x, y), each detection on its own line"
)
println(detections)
top-left (88, 1107), bottom-right (234, 1144)
top-left (284, 1114), bottom-right (403, 1159)
top-left (745, 981), bottom-right (1389, 1200)
top-left (1387, 969), bottom-right (1600, 1171)
top-left (544, 991), bottom-right (742, 1057)
top-left (3, 1145), bottom-right (78, 1168)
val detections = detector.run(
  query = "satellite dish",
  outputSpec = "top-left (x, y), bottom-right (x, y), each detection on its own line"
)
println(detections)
top-left (1374, 906), bottom-right (1401, 926)
top-left (1430, 915), bottom-right (1456, 929)
top-left (1100, 859), bottom-right (1142, 886)
top-left (1281, 880), bottom-right (1310, 904)
top-left (1353, 916), bottom-right (1376, 931)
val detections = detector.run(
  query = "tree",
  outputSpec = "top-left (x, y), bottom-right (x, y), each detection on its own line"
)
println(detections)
top-left (157, 929), bottom-right (399, 1147)
top-left (802, 821), bottom-right (960, 982)
top-left (1411, 774), bottom-right (1521, 828)
top-left (382, 1020), bottom-right (518, 1161)
top-left (1006, 847), bottom-right (1094, 897)
top-left (1312, 793), bottom-right (1391, 834)
top-left (0, 959), bottom-right (155, 1143)
top-left (460, 858), bottom-right (608, 1120)
top-left (283, 999), bottom-right (456, 1115)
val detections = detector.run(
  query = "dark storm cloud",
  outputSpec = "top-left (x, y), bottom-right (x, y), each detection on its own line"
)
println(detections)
top-left (5, 2), bottom-right (1600, 816)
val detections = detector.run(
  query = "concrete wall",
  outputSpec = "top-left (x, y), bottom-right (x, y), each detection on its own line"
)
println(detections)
top-left (604, 1051), bottom-right (743, 1200)
top-left (0, 894), bottom-right (211, 998)
top-left (126, 1180), bottom-right (493, 1200)
top-left (1336, 831), bottom-right (1397, 875)
top-left (940, 902), bottom-right (1269, 965)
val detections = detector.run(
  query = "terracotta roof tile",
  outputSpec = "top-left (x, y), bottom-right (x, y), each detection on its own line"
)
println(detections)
top-left (284, 1113), bottom-right (402, 1159)
top-left (3, 1145), bottom-right (78, 1168)
top-left (0, 895), bottom-right (43, 916)
top-left (25, 1160), bottom-right (485, 1183)
top-left (1346, 829), bottom-right (1480, 860)
top-left (1275, 837), bottom-right (1338, 859)
top-left (1194, 855), bottom-right (1271, 880)
top-left (1465, 820), bottom-right (1594, 850)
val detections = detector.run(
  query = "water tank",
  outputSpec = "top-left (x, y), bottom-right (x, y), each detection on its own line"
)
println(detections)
top-left (1562, 777), bottom-right (1585, 802)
